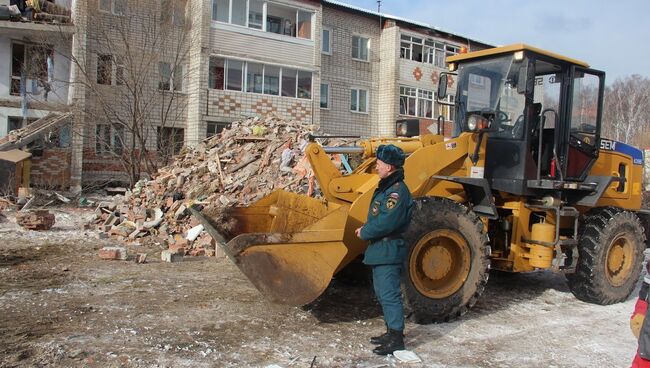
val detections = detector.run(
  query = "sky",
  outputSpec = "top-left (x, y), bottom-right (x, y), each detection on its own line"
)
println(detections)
top-left (338, 0), bottom-right (650, 83)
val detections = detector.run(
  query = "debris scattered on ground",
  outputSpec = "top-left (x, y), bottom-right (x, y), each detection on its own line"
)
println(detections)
top-left (15, 210), bottom-right (56, 230)
top-left (89, 113), bottom-right (357, 258)
top-left (99, 246), bottom-right (128, 261)
top-left (393, 350), bottom-right (422, 363)
top-left (161, 250), bottom-right (183, 263)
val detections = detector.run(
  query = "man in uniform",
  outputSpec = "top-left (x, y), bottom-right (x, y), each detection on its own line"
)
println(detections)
top-left (355, 144), bottom-right (413, 356)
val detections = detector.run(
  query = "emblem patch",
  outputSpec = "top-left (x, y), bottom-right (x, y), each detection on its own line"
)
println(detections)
top-left (389, 192), bottom-right (400, 200)
top-left (371, 201), bottom-right (380, 216)
top-left (386, 197), bottom-right (398, 209)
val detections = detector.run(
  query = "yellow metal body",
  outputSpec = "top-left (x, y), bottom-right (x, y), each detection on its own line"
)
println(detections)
top-left (528, 222), bottom-right (555, 268)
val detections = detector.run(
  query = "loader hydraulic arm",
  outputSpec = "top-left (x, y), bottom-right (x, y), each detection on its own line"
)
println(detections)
top-left (304, 133), bottom-right (484, 206)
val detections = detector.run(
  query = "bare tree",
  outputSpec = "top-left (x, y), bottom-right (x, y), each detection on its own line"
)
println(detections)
top-left (602, 75), bottom-right (650, 147)
top-left (35, 0), bottom-right (193, 187)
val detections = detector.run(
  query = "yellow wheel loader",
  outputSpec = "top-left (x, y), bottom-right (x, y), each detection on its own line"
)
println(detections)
top-left (191, 44), bottom-right (649, 323)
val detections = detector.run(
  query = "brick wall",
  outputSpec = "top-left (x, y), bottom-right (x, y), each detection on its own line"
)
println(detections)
top-left (31, 148), bottom-right (72, 189)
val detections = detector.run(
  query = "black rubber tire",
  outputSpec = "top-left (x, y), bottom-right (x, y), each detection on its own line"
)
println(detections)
top-left (566, 207), bottom-right (646, 304)
top-left (401, 197), bottom-right (490, 323)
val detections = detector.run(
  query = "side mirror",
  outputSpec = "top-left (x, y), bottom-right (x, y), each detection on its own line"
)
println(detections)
top-left (437, 72), bottom-right (448, 100)
top-left (517, 63), bottom-right (534, 95)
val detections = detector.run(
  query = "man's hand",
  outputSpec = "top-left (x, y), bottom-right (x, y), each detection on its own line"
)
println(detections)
top-left (355, 227), bottom-right (363, 238)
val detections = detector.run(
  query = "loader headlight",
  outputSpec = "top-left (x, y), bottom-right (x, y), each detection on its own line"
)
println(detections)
top-left (467, 114), bottom-right (490, 131)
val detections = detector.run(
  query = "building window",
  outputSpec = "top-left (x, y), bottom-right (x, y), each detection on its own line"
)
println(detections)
top-left (11, 43), bottom-right (51, 96)
top-left (207, 121), bottom-right (231, 137)
top-left (99, 0), bottom-right (127, 15)
top-left (209, 57), bottom-right (311, 99)
top-left (321, 28), bottom-right (331, 54)
top-left (352, 36), bottom-right (369, 61)
top-left (437, 93), bottom-right (456, 122)
top-left (226, 60), bottom-right (244, 91)
top-left (96, 123), bottom-right (125, 155)
top-left (320, 83), bottom-right (329, 109)
top-left (161, 0), bottom-right (186, 26)
top-left (400, 34), bottom-right (460, 67)
top-left (212, 0), bottom-right (313, 40)
top-left (158, 62), bottom-right (183, 91)
top-left (350, 88), bottom-right (368, 113)
top-left (400, 86), bottom-right (433, 118)
top-left (297, 70), bottom-right (311, 99)
top-left (157, 127), bottom-right (184, 156)
top-left (97, 54), bottom-right (113, 85)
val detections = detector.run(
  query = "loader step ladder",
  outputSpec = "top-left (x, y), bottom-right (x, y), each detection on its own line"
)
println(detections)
top-left (524, 203), bottom-right (580, 272)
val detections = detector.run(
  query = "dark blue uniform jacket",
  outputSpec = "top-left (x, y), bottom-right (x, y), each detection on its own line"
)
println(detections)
top-left (360, 168), bottom-right (413, 265)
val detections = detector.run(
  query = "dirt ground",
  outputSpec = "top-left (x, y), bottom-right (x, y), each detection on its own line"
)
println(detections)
top-left (0, 207), bottom-right (641, 367)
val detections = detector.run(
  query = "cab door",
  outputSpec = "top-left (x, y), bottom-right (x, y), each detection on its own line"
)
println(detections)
top-left (561, 67), bottom-right (605, 181)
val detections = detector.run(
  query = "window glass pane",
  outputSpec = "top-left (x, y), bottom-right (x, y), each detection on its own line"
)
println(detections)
top-left (399, 95), bottom-right (407, 115)
top-left (359, 90), bottom-right (367, 112)
top-left (320, 83), bottom-right (329, 108)
top-left (322, 29), bottom-right (330, 53)
top-left (173, 65), bottom-right (183, 91)
top-left (408, 96), bottom-right (416, 116)
top-left (209, 57), bottom-right (225, 89)
top-left (400, 42), bottom-right (410, 59)
top-left (266, 4), bottom-right (295, 36)
top-left (231, 0), bottom-right (246, 25)
top-left (246, 62), bottom-right (263, 93)
top-left (213, 0), bottom-right (229, 22)
top-left (412, 44), bottom-right (423, 62)
top-left (570, 72), bottom-right (600, 145)
top-left (350, 89), bottom-right (358, 111)
top-left (159, 62), bottom-right (171, 90)
top-left (297, 11), bottom-right (312, 39)
top-left (297, 70), bottom-right (311, 99)
top-left (352, 36), bottom-right (359, 59)
top-left (248, 0), bottom-right (263, 29)
top-left (281, 68), bottom-right (297, 97)
top-left (226, 59), bottom-right (243, 91)
top-left (360, 38), bottom-right (368, 61)
top-left (264, 65), bottom-right (280, 95)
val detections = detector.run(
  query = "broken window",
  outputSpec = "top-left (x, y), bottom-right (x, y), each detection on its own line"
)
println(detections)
top-left (97, 54), bottom-right (113, 85)
top-left (157, 127), bottom-right (184, 157)
top-left (96, 123), bottom-right (124, 155)
top-left (10, 43), bottom-right (25, 96)
top-left (11, 43), bottom-right (52, 96)
top-left (209, 57), bottom-right (225, 89)
top-left (158, 62), bottom-right (183, 91)
top-left (297, 70), bottom-right (311, 99)
top-left (206, 121), bottom-right (231, 137)
top-left (281, 68), bottom-right (297, 98)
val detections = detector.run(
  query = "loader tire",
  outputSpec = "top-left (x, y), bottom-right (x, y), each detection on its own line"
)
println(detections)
top-left (402, 197), bottom-right (490, 323)
top-left (566, 207), bottom-right (646, 304)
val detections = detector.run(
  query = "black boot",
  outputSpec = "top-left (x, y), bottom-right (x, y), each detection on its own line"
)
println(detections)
top-left (372, 329), bottom-right (404, 355)
top-left (370, 329), bottom-right (389, 345)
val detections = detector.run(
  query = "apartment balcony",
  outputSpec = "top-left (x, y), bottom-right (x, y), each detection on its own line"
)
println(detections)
top-left (0, 0), bottom-right (74, 37)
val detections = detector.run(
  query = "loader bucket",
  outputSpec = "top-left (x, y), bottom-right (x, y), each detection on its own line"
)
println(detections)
top-left (190, 190), bottom-right (365, 306)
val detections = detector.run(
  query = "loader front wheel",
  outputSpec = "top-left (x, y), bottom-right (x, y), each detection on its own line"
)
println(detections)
top-left (566, 208), bottom-right (646, 304)
top-left (402, 197), bottom-right (490, 323)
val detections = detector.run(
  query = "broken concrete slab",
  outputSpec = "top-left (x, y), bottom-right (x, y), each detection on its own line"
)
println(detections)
top-left (161, 250), bottom-right (183, 263)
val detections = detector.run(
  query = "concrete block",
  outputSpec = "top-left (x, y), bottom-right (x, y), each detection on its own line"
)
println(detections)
top-left (161, 250), bottom-right (183, 263)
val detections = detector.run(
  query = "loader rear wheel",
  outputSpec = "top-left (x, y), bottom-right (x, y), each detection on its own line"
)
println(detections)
top-left (566, 207), bottom-right (646, 304)
top-left (402, 197), bottom-right (490, 323)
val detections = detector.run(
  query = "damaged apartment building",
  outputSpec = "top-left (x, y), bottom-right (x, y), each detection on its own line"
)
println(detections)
top-left (0, 0), bottom-right (490, 192)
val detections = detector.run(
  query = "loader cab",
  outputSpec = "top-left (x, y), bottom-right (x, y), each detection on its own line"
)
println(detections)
top-left (443, 45), bottom-right (606, 196)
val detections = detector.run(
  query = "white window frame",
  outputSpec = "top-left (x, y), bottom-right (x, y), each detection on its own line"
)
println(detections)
top-left (321, 27), bottom-right (332, 55)
top-left (400, 86), bottom-right (433, 118)
top-left (320, 83), bottom-right (330, 109)
top-left (351, 35), bottom-right (369, 62)
top-left (350, 88), bottom-right (368, 114)
top-left (159, 62), bottom-right (185, 92)
top-left (212, 0), bottom-right (313, 40)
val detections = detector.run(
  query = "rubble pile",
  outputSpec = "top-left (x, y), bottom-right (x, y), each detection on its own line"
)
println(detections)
top-left (91, 114), bottom-right (356, 258)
